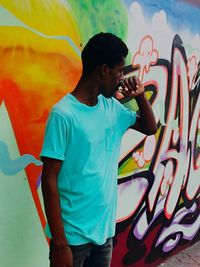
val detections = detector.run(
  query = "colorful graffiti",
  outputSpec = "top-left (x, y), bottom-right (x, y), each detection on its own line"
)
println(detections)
top-left (0, 1), bottom-right (199, 267)
top-left (113, 34), bottom-right (200, 266)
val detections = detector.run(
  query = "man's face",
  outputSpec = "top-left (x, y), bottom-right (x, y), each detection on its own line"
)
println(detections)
top-left (100, 57), bottom-right (125, 98)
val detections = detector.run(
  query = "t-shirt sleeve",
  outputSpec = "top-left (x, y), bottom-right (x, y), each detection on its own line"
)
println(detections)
top-left (40, 111), bottom-right (68, 161)
top-left (113, 98), bottom-right (136, 134)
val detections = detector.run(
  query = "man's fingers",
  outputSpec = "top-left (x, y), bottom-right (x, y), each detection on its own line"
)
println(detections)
top-left (118, 79), bottom-right (127, 92)
top-left (132, 76), bottom-right (138, 89)
top-left (117, 76), bottom-right (144, 97)
top-left (124, 78), bottom-right (135, 93)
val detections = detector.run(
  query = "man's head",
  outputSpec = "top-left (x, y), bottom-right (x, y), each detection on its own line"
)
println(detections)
top-left (81, 32), bottom-right (128, 97)
top-left (81, 32), bottom-right (128, 75)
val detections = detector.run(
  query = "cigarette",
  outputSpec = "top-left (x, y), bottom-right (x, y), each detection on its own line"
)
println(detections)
top-left (117, 79), bottom-right (123, 92)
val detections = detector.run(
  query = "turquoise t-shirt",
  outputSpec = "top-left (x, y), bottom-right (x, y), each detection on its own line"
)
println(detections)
top-left (40, 93), bottom-right (136, 245)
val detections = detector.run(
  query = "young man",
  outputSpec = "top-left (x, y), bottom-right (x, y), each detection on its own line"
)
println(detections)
top-left (40, 32), bottom-right (156, 267)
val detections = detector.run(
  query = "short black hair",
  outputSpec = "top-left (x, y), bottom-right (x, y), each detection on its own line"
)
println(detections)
top-left (81, 32), bottom-right (128, 75)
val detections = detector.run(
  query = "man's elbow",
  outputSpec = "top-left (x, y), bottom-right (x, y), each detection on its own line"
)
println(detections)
top-left (146, 128), bottom-right (157, 135)
top-left (145, 124), bottom-right (157, 135)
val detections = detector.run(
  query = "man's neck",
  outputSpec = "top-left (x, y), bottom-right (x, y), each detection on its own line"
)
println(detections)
top-left (71, 74), bottom-right (100, 106)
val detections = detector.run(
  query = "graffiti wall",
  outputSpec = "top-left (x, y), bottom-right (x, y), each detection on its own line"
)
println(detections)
top-left (0, 1), bottom-right (199, 267)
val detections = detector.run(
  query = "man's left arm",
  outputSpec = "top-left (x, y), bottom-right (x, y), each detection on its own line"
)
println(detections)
top-left (119, 76), bottom-right (157, 135)
top-left (133, 93), bottom-right (157, 135)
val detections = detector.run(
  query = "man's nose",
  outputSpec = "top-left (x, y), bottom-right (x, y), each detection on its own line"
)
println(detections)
top-left (120, 72), bottom-right (124, 81)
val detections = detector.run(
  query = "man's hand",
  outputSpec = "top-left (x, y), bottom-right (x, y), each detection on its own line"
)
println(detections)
top-left (117, 75), bottom-right (157, 135)
top-left (50, 243), bottom-right (73, 267)
top-left (118, 76), bottom-right (144, 98)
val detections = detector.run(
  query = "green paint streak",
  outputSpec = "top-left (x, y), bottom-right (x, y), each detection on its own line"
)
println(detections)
top-left (67, 0), bottom-right (128, 46)
top-left (197, 132), bottom-right (200, 147)
top-left (118, 156), bottom-right (150, 176)
top-left (122, 91), bottom-right (153, 111)
top-left (123, 98), bottom-right (138, 111)
top-left (118, 157), bottom-right (134, 175)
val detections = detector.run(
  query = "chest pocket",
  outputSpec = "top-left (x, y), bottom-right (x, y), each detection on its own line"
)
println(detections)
top-left (105, 127), bottom-right (116, 151)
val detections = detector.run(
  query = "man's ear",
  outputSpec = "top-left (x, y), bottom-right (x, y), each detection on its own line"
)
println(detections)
top-left (100, 64), bottom-right (109, 77)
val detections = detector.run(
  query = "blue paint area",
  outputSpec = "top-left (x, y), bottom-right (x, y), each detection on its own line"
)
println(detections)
top-left (123, 0), bottom-right (200, 34)
top-left (0, 140), bottom-right (42, 176)
top-left (0, 5), bottom-right (81, 57)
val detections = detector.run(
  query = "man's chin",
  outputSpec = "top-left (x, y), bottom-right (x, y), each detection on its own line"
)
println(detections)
top-left (102, 90), bottom-right (115, 98)
top-left (103, 94), bottom-right (113, 98)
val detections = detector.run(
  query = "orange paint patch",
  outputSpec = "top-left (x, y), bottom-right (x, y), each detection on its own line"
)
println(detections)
top-left (0, 47), bottom-right (81, 228)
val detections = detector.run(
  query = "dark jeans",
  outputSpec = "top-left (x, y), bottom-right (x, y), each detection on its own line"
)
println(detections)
top-left (49, 237), bottom-right (113, 267)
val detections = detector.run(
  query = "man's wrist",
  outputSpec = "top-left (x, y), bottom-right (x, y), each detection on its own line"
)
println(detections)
top-left (135, 92), bottom-right (146, 102)
top-left (51, 236), bottom-right (69, 249)
top-left (51, 241), bottom-right (69, 250)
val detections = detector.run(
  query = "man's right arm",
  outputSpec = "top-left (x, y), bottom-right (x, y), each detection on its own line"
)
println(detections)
top-left (41, 156), bottom-right (73, 267)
